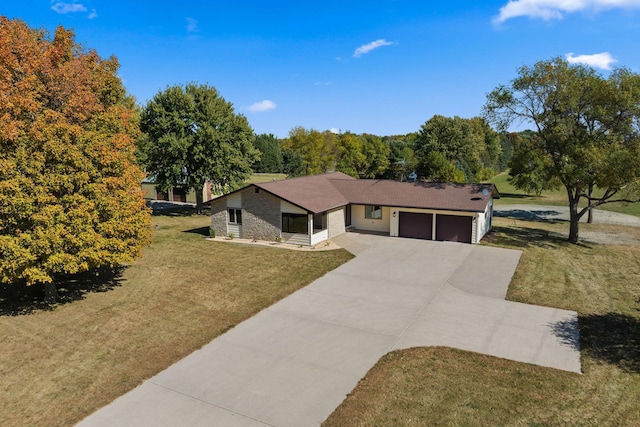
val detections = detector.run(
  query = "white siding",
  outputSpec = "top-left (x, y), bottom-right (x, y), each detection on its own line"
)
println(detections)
top-left (227, 224), bottom-right (241, 238)
top-left (283, 233), bottom-right (310, 245)
top-left (227, 193), bottom-right (242, 208)
top-left (311, 230), bottom-right (329, 245)
top-left (351, 205), bottom-right (391, 233)
top-left (475, 197), bottom-right (493, 243)
top-left (281, 200), bottom-right (306, 214)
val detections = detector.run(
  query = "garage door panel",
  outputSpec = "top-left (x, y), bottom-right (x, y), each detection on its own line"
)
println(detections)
top-left (399, 212), bottom-right (432, 240)
top-left (436, 215), bottom-right (472, 243)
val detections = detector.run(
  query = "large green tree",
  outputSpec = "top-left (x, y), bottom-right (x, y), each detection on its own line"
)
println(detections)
top-left (415, 115), bottom-right (501, 182)
top-left (0, 18), bottom-right (151, 301)
top-left (507, 131), bottom-right (560, 196)
top-left (484, 57), bottom-right (640, 243)
top-left (382, 134), bottom-right (418, 181)
top-left (253, 133), bottom-right (283, 173)
top-left (139, 84), bottom-right (258, 210)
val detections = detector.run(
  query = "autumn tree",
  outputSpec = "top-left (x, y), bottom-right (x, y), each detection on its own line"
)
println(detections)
top-left (484, 57), bottom-right (640, 243)
top-left (281, 127), bottom-right (335, 175)
top-left (0, 18), bottom-right (151, 301)
top-left (139, 84), bottom-right (259, 210)
top-left (335, 132), bottom-right (365, 177)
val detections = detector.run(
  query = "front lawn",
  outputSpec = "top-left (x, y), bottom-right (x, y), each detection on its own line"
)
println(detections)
top-left (323, 218), bottom-right (640, 426)
top-left (0, 212), bottom-right (353, 427)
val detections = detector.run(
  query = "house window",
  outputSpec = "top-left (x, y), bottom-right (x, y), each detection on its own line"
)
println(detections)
top-left (282, 213), bottom-right (308, 234)
top-left (364, 205), bottom-right (382, 219)
top-left (313, 212), bottom-right (327, 231)
top-left (228, 208), bottom-right (242, 225)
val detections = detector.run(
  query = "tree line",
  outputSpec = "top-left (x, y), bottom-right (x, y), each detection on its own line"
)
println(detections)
top-left (251, 117), bottom-right (513, 183)
top-left (3, 17), bottom-right (640, 301)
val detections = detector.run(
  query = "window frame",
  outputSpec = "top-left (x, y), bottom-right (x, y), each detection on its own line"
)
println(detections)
top-left (313, 212), bottom-right (327, 231)
top-left (228, 208), bottom-right (242, 225)
top-left (282, 213), bottom-right (309, 234)
top-left (364, 205), bottom-right (383, 220)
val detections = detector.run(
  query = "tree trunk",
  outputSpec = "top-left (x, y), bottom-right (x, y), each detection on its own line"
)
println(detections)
top-left (195, 185), bottom-right (204, 214)
top-left (587, 183), bottom-right (594, 224)
top-left (44, 282), bottom-right (59, 304)
top-left (567, 188), bottom-right (580, 244)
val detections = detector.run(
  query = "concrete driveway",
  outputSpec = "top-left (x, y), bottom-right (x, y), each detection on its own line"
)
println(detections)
top-left (78, 233), bottom-right (580, 427)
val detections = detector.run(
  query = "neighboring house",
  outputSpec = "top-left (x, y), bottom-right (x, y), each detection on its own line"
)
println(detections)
top-left (141, 177), bottom-right (212, 204)
top-left (205, 172), bottom-right (499, 245)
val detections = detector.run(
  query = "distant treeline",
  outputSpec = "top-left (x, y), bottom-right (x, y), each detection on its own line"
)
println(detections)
top-left (253, 115), bottom-right (515, 183)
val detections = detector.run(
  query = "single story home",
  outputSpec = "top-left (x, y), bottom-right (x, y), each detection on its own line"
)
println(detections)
top-left (205, 172), bottom-right (499, 245)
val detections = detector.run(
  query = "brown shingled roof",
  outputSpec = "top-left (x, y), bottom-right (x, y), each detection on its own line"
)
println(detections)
top-left (206, 172), bottom-right (499, 214)
top-left (328, 179), bottom-right (498, 213)
top-left (254, 171), bottom-right (354, 213)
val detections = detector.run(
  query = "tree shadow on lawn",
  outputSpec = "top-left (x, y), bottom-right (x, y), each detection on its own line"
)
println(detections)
top-left (579, 312), bottom-right (640, 374)
top-left (0, 266), bottom-right (125, 316)
top-left (147, 201), bottom-right (210, 217)
top-left (494, 208), bottom-right (564, 222)
top-left (498, 192), bottom-right (536, 199)
top-left (183, 226), bottom-right (210, 237)
top-left (484, 223), bottom-right (589, 250)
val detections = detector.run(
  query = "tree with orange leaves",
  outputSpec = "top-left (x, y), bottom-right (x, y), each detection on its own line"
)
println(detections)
top-left (0, 18), bottom-right (151, 302)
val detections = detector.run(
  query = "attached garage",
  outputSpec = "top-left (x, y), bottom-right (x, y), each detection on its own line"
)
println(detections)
top-left (398, 212), bottom-right (433, 240)
top-left (435, 214), bottom-right (472, 243)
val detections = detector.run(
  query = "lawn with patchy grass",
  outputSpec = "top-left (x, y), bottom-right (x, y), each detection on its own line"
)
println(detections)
top-left (324, 217), bottom-right (640, 426)
top-left (0, 211), bottom-right (353, 427)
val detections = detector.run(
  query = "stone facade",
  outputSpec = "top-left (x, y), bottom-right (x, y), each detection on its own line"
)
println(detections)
top-left (210, 201), bottom-right (227, 238)
top-left (208, 186), bottom-right (351, 245)
top-left (327, 207), bottom-right (346, 239)
top-left (241, 188), bottom-right (281, 241)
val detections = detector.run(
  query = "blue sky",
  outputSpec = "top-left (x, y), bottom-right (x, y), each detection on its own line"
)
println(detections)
top-left (3, 1), bottom-right (640, 137)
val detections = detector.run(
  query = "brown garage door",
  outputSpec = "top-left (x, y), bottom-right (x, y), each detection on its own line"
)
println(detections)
top-left (172, 188), bottom-right (187, 203)
top-left (436, 214), bottom-right (472, 243)
top-left (399, 212), bottom-right (433, 240)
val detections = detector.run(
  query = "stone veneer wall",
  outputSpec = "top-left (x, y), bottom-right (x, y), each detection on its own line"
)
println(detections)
top-left (327, 207), bottom-right (346, 238)
top-left (241, 188), bottom-right (281, 241)
top-left (210, 201), bottom-right (227, 238)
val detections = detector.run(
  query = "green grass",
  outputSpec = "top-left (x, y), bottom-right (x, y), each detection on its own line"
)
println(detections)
top-left (0, 213), bottom-right (353, 427)
top-left (489, 171), bottom-right (640, 217)
top-left (323, 217), bottom-right (640, 426)
top-left (247, 173), bottom-right (287, 184)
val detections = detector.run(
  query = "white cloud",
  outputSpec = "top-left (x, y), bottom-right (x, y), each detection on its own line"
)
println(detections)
top-left (88, 8), bottom-right (97, 19)
top-left (566, 52), bottom-right (617, 69)
top-left (493, 0), bottom-right (640, 24)
top-left (248, 100), bottom-right (276, 112)
top-left (51, 2), bottom-right (87, 14)
top-left (186, 17), bottom-right (198, 33)
top-left (353, 39), bottom-right (395, 58)
top-left (329, 128), bottom-right (341, 134)
top-left (314, 81), bottom-right (333, 86)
